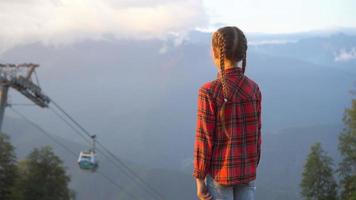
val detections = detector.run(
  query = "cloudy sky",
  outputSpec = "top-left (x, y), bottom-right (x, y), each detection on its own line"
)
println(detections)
top-left (0, 0), bottom-right (355, 51)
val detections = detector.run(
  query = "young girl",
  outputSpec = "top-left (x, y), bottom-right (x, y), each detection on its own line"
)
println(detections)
top-left (193, 26), bottom-right (262, 200)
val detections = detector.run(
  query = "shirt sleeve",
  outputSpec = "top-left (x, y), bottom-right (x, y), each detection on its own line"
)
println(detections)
top-left (192, 86), bottom-right (216, 179)
top-left (256, 87), bottom-right (262, 166)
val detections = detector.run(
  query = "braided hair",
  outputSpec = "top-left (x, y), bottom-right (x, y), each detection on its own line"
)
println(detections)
top-left (212, 26), bottom-right (248, 102)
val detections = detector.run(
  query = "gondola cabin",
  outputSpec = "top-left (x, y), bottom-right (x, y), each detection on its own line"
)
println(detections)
top-left (78, 151), bottom-right (98, 171)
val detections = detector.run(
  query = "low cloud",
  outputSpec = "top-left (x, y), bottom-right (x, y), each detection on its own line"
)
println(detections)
top-left (249, 39), bottom-right (296, 46)
top-left (0, 0), bottom-right (208, 52)
top-left (334, 48), bottom-right (356, 62)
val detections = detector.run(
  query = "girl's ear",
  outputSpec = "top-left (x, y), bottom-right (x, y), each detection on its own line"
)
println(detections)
top-left (211, 47), bottom-right (219, 67)
top-left (211, 46), bottom-right (218, 59)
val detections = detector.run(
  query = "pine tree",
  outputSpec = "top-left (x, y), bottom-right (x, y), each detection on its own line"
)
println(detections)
top-left (300, 143), bottom-right (337, 200)
top-left (0, 133), bottom-right (18, 200)
top-left (14, 146), bottom-right (72, 200)
top-left (338, 99), bottom-right (356, 200)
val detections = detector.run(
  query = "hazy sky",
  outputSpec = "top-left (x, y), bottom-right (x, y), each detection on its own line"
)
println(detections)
top-left (203, 0), bottom-right (356, 33)
top-left (0, 0), bottom-right (355, 51)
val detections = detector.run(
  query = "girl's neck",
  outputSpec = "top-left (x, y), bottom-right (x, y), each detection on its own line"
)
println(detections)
top-left (220, 60), bottom-right (242, 71)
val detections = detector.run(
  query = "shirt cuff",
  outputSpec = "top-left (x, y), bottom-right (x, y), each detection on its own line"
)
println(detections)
top-left (192, 169), bottom-right (207, 179)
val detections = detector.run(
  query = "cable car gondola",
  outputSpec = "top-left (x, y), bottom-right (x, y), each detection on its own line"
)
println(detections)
top-left (78, 135), bottom-right (98, 171)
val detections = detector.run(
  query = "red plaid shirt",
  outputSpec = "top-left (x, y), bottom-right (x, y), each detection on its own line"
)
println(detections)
top-left (193, 67), bottom-right (262, 186)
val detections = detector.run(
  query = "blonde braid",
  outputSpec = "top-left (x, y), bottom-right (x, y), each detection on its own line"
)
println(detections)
top-left (217, 31), bottom-right (229, 102)
top-left (234, 27), bottom-right (248, 74)
top-left (216, 31), bottom-right (229, 137)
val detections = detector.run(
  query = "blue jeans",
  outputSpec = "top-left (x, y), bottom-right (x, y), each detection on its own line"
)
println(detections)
top-left (205, 175), bottom-right (256, 200)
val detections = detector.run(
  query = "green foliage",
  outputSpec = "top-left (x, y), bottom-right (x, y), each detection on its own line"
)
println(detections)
top-left (338, 99), bottom-right (356, 200)
top-left (0, 133), bottom-right (18, 200)
top-left (14, 146), bottom-right (72, 200)
top-left (339, 176), bottom-right (356, 200)
top-left (300, 143), bottom-right (338, 200)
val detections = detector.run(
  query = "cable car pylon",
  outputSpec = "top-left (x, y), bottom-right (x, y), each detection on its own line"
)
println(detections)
top-left (0, 63), bottom-right (50, 130)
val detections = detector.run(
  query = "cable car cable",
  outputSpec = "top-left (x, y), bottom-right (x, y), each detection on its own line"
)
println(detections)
top-left (49, 105), bottom-right (161, 200)
top-left (96, 140), bottom-right (164, 200)
top-left (96, 170), bottom-right (140, 200)
top-left (51, 100), bottom-right (164, 200)
top-left (49, 106), bottom-right (91, 145)
top-left (10, 107), bottom-right (77, 156)
top-left (50, 99), bottom-right (164, 200)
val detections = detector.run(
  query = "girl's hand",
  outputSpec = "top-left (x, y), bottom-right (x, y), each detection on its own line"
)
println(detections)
top-left (196, 178), bottom-right (213, 200)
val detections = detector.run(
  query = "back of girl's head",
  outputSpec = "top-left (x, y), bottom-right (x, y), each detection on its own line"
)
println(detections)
top-left (212, 26), bottom-right (248, 73)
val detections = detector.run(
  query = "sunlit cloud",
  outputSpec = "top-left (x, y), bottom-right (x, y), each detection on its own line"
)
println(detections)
top-left (249, 40), bottom-right (296, 46)
top-left (0, 0), bottom-right (208, 52)
top-left (334, 48), bottom-right (356, 62)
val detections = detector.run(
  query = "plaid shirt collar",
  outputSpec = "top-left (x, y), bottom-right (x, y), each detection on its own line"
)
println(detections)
top-left (217, 67), bottom-right (243, 79)
top-left (216, 67), bottom-right (245, 100)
